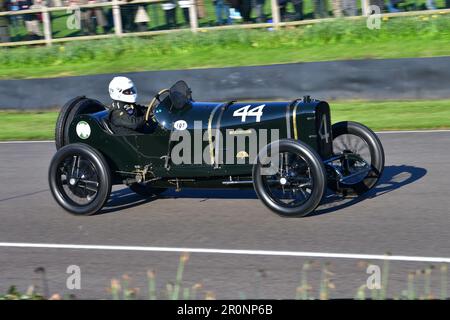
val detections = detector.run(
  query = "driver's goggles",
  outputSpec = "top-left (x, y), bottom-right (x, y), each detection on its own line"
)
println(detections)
top-left (122, 87), bottom-right (136, 95)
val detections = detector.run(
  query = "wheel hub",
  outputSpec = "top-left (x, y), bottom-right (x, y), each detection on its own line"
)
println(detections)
top-left (62, 158), bottom-right (99, 199)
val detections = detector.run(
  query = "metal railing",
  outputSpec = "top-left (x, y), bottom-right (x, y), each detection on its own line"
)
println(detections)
top-left (0, 0), bottom-right (449, 47)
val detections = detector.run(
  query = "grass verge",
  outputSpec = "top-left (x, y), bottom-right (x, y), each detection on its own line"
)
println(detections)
top-left (0, 14), bottom-right (449, 79)
top-left (1, 99), bottom-right (450, 141)
top-left (331, 99), bottom-right (450, 131)
top-left (0, 111), bottom-right (57, 141)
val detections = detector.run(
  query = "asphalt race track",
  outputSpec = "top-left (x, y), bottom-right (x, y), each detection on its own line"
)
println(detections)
top-left (0, 131), bottom-right (449, 299)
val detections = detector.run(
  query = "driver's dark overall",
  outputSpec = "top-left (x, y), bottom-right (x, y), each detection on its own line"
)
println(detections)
top-left (109, 101), bottom-right (147, 134)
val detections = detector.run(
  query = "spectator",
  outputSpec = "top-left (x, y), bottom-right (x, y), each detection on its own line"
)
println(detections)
top-left (77, 0), bottom-right (107, 35)
top-left (278, 0), bottom-right (287, 20)
top-left (25, 0), bottom-right (44, 40)
top-left (19, 0), bottom-right (31, 9)
top-left (370, 0), bottom-right (384, 12)
top-left (0, 0), bottom-right (10, 42)
top-left (254, 0), bottom-right (265, 22)
top-left (121, 0), bottom-right (139, 32)
top-left (447, 0), bottom-right (450, 8)
top-left (313, 0), bottom-right (328, 18)
top-left (196, 0), bottom-right (205, 20)
top-left (178, 0), bottom-right (191, 25)
top-left (161, 0), bottom-right (176, 29)
top-left (92, 0), bottom-right (107, 33)
top-left (214, 0), bottom-right (231, 25)
top-left (134, 4), bottom-right (150, 31)
top-left (102, 0), bottom-right (114, 33)
top-left (75, 0), bottom-right (92, 34)
top-left (342, 0), bottom-right (357, 16)
top-left (425, 0), bottom-right (436, 10)
top-left (331, 0), bottom-right (342, 17)
top-left (227, 0), bottom-right (240, 21)
top-left (279, 0), bottom-right (303, 21)
top-left (7, 0), bottom-right (21, 31)
top-left (93, 0), bottom-right (107, 32)
top-left (293, 0), bottom-right (303, 20)
top-left (386, 0), bottom-right (401, 12)
top-left (239, 0), bottom-right (252, 22)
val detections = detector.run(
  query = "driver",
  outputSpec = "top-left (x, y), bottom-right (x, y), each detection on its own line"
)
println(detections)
top-left (108, 76), bottom-right (148, 134)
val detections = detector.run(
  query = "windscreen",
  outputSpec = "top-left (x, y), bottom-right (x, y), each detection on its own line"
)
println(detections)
top-left (169, 80), bottom-right (192, 110)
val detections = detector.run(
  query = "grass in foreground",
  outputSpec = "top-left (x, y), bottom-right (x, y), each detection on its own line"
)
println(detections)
top-left (1, 99), bottom-right (450, 140)
top-left (1, 253), bottom-right (448, 299)
top-left (0, 14), bottom-right (449, 79)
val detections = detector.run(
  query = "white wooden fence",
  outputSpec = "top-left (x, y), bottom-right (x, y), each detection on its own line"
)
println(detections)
top-left (0, 0), bottom-right (449, 47)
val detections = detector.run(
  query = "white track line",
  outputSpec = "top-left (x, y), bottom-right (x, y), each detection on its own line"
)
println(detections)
top-left (376, 129), bottom-right (450, 134)
top-left (0, 242), bottom-right (449, 263)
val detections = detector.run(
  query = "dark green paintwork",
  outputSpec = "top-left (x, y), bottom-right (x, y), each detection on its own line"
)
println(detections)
top-left (67, 98), bottom-right (333, 187)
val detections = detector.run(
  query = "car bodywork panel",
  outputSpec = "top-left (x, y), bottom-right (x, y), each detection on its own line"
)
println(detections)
top-left (68, 98), bottom-right (333, 186)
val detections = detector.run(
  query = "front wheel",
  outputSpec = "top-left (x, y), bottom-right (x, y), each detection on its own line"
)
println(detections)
top-left (253, 139), bottom-right (327, 217)
top-left (48, 143), bottom-right (112, 215)
top-left (327, 121), bottom-right (385, 195)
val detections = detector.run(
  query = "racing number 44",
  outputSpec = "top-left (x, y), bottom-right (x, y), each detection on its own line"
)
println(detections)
top-left (233, 104), bottom-right (265, 122)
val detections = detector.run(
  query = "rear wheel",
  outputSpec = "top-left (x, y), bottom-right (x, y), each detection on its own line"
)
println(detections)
top-left (327, 121), bottom-right (385, 195)
top-left (55, 96), bottom-right (85, 150)
top-left (48, 143), bottom-right (112, 215)
top-left (129, 183), bottom-right (167, 197)
top-left (253, 139), bottom-right (326, 217)
top-left (55, 98), bottom-right (105, 150)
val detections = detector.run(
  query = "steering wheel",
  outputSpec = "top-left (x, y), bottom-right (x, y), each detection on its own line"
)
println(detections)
top-left (145, 88), bottom-right (170, 122)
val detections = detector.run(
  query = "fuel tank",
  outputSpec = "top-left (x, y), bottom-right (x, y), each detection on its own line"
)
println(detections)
top-left (153, 98), bottom-right (333, 161)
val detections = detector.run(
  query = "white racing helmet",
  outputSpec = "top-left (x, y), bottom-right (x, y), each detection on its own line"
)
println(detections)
top-left (108, 76), bottom-right (138, 104)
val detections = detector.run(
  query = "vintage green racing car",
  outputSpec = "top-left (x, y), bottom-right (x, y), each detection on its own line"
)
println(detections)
top-left (48, 81), bottom-right (385, 217)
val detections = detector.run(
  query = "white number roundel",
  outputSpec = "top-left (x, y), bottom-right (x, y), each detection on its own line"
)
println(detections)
top-left (174, 120), bottom-right (188, 131)
top-left (76, 121), bottom-right (91, 139)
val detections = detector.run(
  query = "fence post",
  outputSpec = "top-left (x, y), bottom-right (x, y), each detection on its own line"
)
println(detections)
top-left (189, 0), bottom-right (198, 32)
top-left (270, 0), bottom-right (280, 29)
top-left (361, 0), bottom-right (370, 16)
top-left (112, 0), bottom-right (123, 36)
top-left (42, 6), bottom-right (52, 46)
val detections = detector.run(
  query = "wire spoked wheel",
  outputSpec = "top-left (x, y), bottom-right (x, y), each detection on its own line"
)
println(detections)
top-left (253, 139), bottom-right (326, 217)
top-left (58, 157), bottom-right (99, 205)
top-left (328, 121), bottom-right (385, 195)
top-left (333, 134), bottom-right (372, 185)
top-left (49, 143), bottom-right (111, 216)
top-left (261, 152), bottom-right (314, 207)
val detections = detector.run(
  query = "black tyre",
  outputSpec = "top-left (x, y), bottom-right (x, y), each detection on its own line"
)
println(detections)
top-left (328, 121), bottom-right (385, 195)
top-left (55, 96), bottom-right (85, 150)
top-left (253, 139), bottom-right (327, 217)
top-left (129, 183), bottom-right (167, 197)
top-left (49, 143), bottom-right (112, 216)
top-left (55, 97), bottom-right (105, 150)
